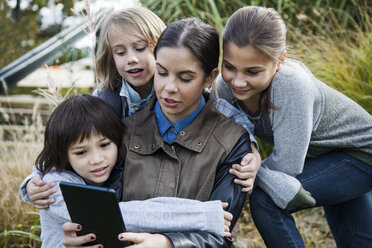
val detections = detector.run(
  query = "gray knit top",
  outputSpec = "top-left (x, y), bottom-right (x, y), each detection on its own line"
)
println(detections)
top-left (216, 59), bottom-right (372, 208)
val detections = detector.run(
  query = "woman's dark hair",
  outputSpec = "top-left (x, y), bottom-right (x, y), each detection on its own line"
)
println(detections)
top-left (36, 94), bottom-right (124, 174)
top-left (154, 18), bottom-right (220, 77)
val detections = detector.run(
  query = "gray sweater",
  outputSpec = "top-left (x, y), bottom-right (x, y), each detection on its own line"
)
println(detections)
top-left (20, 168), bottom-right (225, 247)
top-left (216, 59), bottom-right (372, 209)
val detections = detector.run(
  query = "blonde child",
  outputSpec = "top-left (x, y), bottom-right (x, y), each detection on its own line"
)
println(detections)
top-left (94, 7), bottom-right (166, 118)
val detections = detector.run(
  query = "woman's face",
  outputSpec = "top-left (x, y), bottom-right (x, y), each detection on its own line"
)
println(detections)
top-left (221, 42), bottom-right (280, 106)
top-left (154, 47), bottom-right (212, 123)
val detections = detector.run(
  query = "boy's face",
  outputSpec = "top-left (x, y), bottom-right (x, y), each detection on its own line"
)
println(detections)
top-left (67, 133), bottom-right (118, 186)
top-left (109, 28), bottom-right (156, 96)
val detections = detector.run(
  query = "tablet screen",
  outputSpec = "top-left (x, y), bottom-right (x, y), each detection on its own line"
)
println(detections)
top-left (60, 181), bottom-right (131, 247)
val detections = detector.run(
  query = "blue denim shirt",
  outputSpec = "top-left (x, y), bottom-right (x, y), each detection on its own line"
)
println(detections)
top-left (120, 78), bottom-right (155, 116)
top-left (154, 96), bottom-right (206, 143)
top-left (213, 98), bottom-right (258, 149)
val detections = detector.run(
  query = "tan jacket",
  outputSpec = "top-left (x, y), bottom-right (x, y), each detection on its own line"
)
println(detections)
top-left (121, 96), bottom-right (247, 201)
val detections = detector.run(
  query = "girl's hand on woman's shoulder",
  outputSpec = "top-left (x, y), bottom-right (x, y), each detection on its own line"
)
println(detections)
top-left (222, 202), bottom-right (233, 237)
top-left (27, 176), bottom-right (57, 209)
top-left (229, 143), bottom-right (261, 192)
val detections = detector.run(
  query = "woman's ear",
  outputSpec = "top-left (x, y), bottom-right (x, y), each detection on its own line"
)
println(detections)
top-left (204, 68), bottom-right (219, 88)
top-left (276, 50), bottom-right (287, 72)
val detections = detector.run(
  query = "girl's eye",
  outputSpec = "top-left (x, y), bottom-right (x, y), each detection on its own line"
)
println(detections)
top-left (136, 47), bottom-right (146, 52)
top-left (74, 150), bottom-right (86, 156)
top-left (101, 142), bottom-right (111, 148)
top-left (246, 70), bottom-right (260, 75)
top-left (223, 63), bottom-right (234, 71)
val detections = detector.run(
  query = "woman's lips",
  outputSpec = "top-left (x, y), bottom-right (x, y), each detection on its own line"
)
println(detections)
top-left (162, 98), bottom-right (180, 107)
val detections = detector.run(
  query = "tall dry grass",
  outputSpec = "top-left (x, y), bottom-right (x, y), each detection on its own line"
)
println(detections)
top-left (289, 4), bottom-right (372, 114)
top-left (0, 108), bottom-right (44, 247)
top-left (1, 1), bottom-right (371, 247)
top-left (0, 68), bottom-right (66, 247)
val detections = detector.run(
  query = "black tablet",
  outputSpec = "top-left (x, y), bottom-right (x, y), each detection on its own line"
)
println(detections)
top-left (60, 181), bottom-right (131, 247)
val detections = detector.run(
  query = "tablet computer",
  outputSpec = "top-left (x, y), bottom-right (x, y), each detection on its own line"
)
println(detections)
top-left (60, 181), bottom-right (131, 247)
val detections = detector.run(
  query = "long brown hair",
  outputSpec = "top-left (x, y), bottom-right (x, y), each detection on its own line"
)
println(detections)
top-left (223, 6), bottom-right (287, 112)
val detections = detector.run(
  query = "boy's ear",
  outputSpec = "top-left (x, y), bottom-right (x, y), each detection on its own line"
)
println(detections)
top-left (204, 68), bottom-right (219, 88)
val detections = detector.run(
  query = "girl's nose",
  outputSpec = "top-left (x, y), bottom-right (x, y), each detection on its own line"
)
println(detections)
top-left (231, 77), bottom-right (248, 88)
top-left (89, 152), bottom-right (104, 165)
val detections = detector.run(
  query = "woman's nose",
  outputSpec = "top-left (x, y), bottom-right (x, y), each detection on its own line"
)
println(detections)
top-left (164, 79), bottom-right (178, 93)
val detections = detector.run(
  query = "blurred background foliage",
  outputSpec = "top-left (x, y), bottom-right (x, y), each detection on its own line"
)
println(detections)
top-left (141, 0), bottom-right (371, 33)
top-left (141, 0), bottom-right (372, 114)
top-left (0, 0), bottom-right (74, 68)
top-left (1, 0), bottom-right (371, 247)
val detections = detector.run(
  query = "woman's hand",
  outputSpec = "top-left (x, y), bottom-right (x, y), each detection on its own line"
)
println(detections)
top-left (62, 222), bottom-right (102, 248)
top-left (229, 143), bottom-right (261, 192)
top-left (118, 233), bottom-right (173, 248)
top-left (27, 176), bottom-right (57, 209)
top-left (221, 202), bottom-right (233, 237)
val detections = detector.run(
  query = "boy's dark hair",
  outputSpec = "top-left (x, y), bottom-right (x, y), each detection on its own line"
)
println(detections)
top-left (36, 94), bottom-right (124, 174)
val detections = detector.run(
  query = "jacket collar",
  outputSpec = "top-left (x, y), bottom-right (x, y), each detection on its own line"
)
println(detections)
top-left (128, 94), bottom-right (221, 155)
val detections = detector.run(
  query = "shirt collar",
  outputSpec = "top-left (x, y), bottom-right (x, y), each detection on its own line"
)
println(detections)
top-left (155, 96), bottom-right (206, 136)
top-left (120, 77), bottom-right (155, 115)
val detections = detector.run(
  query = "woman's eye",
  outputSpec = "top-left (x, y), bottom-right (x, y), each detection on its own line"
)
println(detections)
top-left (136, 47), bottom-right (146, 52)
top-left (157, 71), bottom-right (167, 77)
top-left (180, 77), bottom-right (192, 82)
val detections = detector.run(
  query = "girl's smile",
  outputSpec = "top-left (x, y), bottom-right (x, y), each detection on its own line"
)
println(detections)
top-left (231, 87), bottom-right (252, 95)
top-left (222, 42), bottom-right (280, 112)
top-left (67, 134), bottom-right (118, 186)
top-left (90, 166), bottom-right (109, 177)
